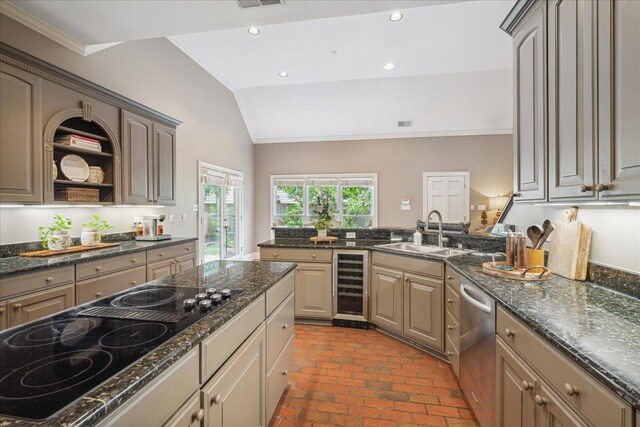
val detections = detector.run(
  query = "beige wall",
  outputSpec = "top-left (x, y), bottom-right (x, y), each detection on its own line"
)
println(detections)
top-left (0, 16), bottom-right (254, 255)
top-left (254, 135), bottom-right (513, 246)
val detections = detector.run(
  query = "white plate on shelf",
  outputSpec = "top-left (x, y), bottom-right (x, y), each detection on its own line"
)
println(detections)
top-left (60, 154), bottom-right (90, 182)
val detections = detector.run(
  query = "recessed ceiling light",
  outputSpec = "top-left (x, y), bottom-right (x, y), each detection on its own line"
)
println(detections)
top-left (279, 71), bottom-right (288, 78)
top-left (248, 26), bottom-right (260, 35)
top-left (389, 11), bottom-right (403, 22)
top-left (384, 63), bottom-right (395, 70)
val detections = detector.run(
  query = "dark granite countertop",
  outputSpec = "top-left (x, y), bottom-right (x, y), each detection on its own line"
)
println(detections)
top-left (0, 260), bottom-right (296, 426)
top-left (259, 238), bottom-right (640, 410)
top-left (258, 238), bottom-right (390, 250)
top-left (0, 237), bottom-right (197, 278)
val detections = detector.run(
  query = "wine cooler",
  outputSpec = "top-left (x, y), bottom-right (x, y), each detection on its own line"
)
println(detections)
top-left (333, 250), bottom-right (369, 322)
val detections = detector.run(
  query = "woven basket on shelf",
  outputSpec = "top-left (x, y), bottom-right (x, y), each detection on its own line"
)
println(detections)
top-left (55, 187), bottom-right (99, 202)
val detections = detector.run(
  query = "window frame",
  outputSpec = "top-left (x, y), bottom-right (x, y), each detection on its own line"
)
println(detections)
top-left (270, 173), bottom-right (378, 232)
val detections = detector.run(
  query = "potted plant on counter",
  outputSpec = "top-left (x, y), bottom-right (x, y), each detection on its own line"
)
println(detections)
top-left (39, 215), bottom-right (72, 251)
top-left (312, 197), bottom-right (333, 238)
top-left (81, 215), bottom-right (114, 246)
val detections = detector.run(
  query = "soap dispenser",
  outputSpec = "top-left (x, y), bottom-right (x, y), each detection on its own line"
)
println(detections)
top-left (413, 228), bottom-right (422, 246)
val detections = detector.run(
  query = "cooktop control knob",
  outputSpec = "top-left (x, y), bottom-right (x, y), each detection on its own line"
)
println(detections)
top-left (210, 294), bottom-right (223, 303)
top-left (183, 298), bottom-right (197, 309)
top-left (195, 293), bottom-right (207, 302)
top-left (205, 288), bottom-right (218, 296)
top-left (199, 299), bottom-right (213, 310)
top-left (220, 289), bottom-right (232, 297)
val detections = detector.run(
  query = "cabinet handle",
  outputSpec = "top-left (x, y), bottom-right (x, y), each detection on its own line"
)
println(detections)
top-left (211, 394), bottom-right (222, 405)
top-left (95, 292), bottom-right (102, 297)
top-left (282, 323), bottom-right (288, 330)
top-left (13, 303), bottom-right (22, 310)
top-left (447, 299), bottom-right (454, 304)
top-left (282, 369), bottom-right (288, 376)
top-left (564, 383), bottom-right (580, 396)
top-left (45, 276), bottom-right (53, 282)
top-left (131, 281), bottom-right (137, 285)
top-left (534, 395), bottom-right (548, 406)
top-left (131, 258), bottom-right (137, 263)
top-left (95, 266), bottom-right (102, 272)
top-left (579, 185), bottom-right (592, 192)
top-left (522, 380), bottom-right (534, 391)
top-left (595, 183), bottom-right (610, 192)
top-left (192, 408), bottom-right (205, 421)
top-left (504, 328), bottom-right (515, 337)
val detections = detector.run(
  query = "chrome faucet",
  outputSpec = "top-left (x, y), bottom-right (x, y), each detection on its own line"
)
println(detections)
top-left (426, 209), bottom-right (448, 248)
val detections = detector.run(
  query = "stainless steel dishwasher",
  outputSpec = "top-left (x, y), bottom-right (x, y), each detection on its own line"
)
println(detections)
top-left (459, 277), bottom-right (495, 427)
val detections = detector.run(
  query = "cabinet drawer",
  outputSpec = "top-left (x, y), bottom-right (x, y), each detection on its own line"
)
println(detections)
top-left (445, 284), bottom-right (460, 322)
top-left (266, 271), bottom-right (294, 316)
top-left (76, 252), bottom-right (146, 280)
top-left (446, 335), bottom-right (459, 379)
top-left (7, 284), bottom-right (74, 327)
top-left (267, 293), bottom-right (294, 369)
top-left (267, 334), bottom-right (294, 422)
top-left (372, 252), bottom-right (443, 278)
top-left (98, 347), bottom-right (200, 427)
top-left (76, 266), bottom-right (146, 305)
top-left (260, 247), bottom-right (332, 263)
top-left (0, 301), bottom-right (7, 331)
top-left (445, 309), bottom-right (459, 350)
top-left (0, 266), bottom-right (74, 299)
top-left (445, 267), bottom-right (460, 293)
top-left (163, 391), bottom-right (203, 427)
top-left (200, 295), bottom-right (265, 383)
top-left (148, 242), bottom-right (196, 263)
top-left (497, 305), bottom-right (632, 427)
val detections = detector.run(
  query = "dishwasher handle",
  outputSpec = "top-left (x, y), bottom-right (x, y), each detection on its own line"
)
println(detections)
top-left (460, 284), bottom-right (492, 314)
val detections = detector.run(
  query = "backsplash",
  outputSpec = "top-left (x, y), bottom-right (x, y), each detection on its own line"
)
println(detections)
top-left (0, 232), bottom-right (136, 258)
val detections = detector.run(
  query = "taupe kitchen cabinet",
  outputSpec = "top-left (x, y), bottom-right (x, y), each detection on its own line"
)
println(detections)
top-left (0, 62), bottom-right (43, 203)
top-left (76, 266), bottom-right (146, 305)
top-left (202, 324), bottom-right (266, 427)
top-left (121, 110), bottom-right (177, 206)
top-left (597, 0), bottom-right (640, 200)
top-left (511, 0), bottom-right (547, 202)
top-left (445, 266), bottom-right (461, 376)
top-left (7, 284), bottom-right (74, 327)
top-left (370, 265), bottom-right (404, 333)
top-left (294, 263), bottom-right (332, 319)
top-left (403, 273), bottom-right (443, 350)
top-left (147, 242), bottom-right (197, 280)
top-left (547, 0), bottom-right (597, 200)
top-left (164, 392), bottom-right (204, 427)
top-left (0, 301), bottom-right (6, 331)
top-left (536, 382), bottom-right (588, 427)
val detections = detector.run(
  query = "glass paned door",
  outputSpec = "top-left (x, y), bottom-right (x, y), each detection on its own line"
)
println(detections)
top-left (224, 186), bottom-right (241, 259)
top-left (203, 182), bottom-right (222, 263)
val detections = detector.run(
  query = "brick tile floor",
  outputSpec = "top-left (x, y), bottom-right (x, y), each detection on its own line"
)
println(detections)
top-left (269, 325), bottom-right (478, 427)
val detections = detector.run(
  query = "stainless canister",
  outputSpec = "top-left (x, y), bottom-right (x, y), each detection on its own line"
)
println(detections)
top-left (516, 232), bottom-right (527, 269)
top-left (505, 231), bottom-right (516, 267)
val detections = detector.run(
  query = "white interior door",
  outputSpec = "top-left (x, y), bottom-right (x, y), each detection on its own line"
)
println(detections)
top-left (424, 173), bottom-right (469, 223)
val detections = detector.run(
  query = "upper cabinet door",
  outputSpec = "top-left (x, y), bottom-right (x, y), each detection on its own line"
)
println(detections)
top-left (512, 1), bottom-right (547, 202)
top-left (121, 110), bottom-right (153, 204)
top-left (153, 123), bottom-right (176, 205)
top-left (0, 63), bottom-right (43, 203)
top-left (548, 0), bottom-right (597, 200)
top-left (597, 0), bottom-right (640, 200)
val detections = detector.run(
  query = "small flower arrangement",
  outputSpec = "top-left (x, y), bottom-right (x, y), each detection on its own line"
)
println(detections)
top-left (312, 197), bottom-right (333, 237)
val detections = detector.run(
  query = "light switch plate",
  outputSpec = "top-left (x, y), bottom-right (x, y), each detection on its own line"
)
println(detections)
top-left (169, 214), bottom-right (174, 223)
top-left (182, 214), bottom-right (187, 222)
top-left (192, 204), bottom-right (198, 212)
top-left (470, 205), bottom-right (475, 211)
top-left (401, 205), bottom-right (411, 211)
top-left (346, 232), bottom-right (356, 239)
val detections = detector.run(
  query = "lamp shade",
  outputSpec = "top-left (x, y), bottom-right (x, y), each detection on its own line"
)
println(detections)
top-left (489, 196), bottom-right (508, 211)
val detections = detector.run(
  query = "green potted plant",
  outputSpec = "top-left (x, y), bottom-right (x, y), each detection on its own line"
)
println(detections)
top-left (39, 215), bottom-right (72, 251)
top-left (312, 197), bottom-right (333, 238)
top-left (81, 214), bottom-right (114, 246)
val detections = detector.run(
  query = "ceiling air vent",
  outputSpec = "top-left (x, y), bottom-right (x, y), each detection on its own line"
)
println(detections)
top-left (397, 120), bottom-right (413, 127)
top-left (237, 0), bottom-right (285, 8)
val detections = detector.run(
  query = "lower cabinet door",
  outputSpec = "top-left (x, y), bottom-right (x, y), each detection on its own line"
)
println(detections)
top-left (7, 284), bottom-right (74, 327)
top-left (148, 259), bottom-right (175, 280)
top-left (176, 254), bottom-right (197, 273)
top-left (76, 266), bottom-right (146, 304)
top-left (266, 334), bottom-right (294, 422)
top-left (495, 337), bottom-right (537, 427)
top-left (0, 301), bottom-right (6, 331)
top-left (202, 324), bottom-right (266, 427)
top-left (537, 382), bottom-right (588, 427)
top-left (370, 265), bottom-right (403, 333)
top-left (294, 263), bottom-right (332, 319)
top-left (164, 391), bottom-right (204, 427)
top-left (403, 272), bottom-right (443, 350)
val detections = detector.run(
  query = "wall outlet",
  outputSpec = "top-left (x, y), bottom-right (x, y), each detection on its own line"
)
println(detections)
top-left (470, 205), bottom-right (475, 211)
top-left (169, 214), bottom-right (174, 223)
top-left (134, 216), bottom-right (140, 223)
top-left (401, 205), bottom-right (411, 211)
top-left (182, 214), bottom-right (187, 223)
top-left (192, 204), bottom-right (198, 212)
top-left (346, 232), bottom-right (356, 239)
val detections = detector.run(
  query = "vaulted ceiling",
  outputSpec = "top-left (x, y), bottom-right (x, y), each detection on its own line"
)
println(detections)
top-left (2, 0), bottom-right (515, 143)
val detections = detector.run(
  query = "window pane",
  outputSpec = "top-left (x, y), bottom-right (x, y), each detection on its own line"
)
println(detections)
top-left (274, 186), bottom-right (304, 227)
top-left (308, 185), bottom-right (337, 223)
top-left (342, 186), bottom-right (373, 228)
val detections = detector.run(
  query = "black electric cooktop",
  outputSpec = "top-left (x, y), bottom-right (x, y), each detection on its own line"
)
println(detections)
top-left (0, 284), bottom-right (242, 421)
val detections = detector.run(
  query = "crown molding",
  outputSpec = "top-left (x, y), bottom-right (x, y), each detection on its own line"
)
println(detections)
top-left (0, 0), bottom-right (86, 55)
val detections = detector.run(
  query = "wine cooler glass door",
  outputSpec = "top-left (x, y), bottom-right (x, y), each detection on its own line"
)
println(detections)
top-left (333, 250), bottom-right (368, 322)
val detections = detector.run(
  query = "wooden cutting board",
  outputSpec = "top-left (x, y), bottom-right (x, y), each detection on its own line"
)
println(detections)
top-left (20, 242), bottom-right (120, 257)
top-left (547, 208), bottom-right (592, 280)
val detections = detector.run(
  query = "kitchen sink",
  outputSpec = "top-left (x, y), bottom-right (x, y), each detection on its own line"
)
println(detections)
top-left (375, 242), bottom-right (472, 258)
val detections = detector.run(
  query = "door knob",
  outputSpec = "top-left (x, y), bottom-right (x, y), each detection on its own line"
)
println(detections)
top-left (534, 395), bottom-right (548, 406)
top-left (211, 394), bottom-right (222, 405)
top-left (504, 328), bottom-right (515, 337)
top-left (579, 185), bottom-right (592, 192)
top-left (192, 409), bottom-right (205, 421)
top-left (564, 383), bottom-right (580, 396)
top-left (522, 380), bottom-right (534, 391)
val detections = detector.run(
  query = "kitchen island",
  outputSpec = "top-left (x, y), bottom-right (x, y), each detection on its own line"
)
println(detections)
top-left (0, 260), bottom-right (296, 426)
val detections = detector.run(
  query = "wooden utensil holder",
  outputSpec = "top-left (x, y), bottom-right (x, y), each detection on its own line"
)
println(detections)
top-left (526, 248), bottom-right (545, 268)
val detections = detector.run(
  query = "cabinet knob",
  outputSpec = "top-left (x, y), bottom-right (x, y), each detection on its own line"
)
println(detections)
top-left (282, 369), bottom-right (288, 376)
top-left (534, 395), bottom-right (548, 406)
top-left (282, 323), bottom-right (288, 330)
top-left (579, 185), bottom-right (592, 192)
top-left (211, 394), bottom-right (222, 405)
top-left (159, 253), bottom-right (165, 257)
top-left (504, 328), bottom-right (515, 337)
top-left (512, 192), bottom-right (521, 197)
top-left (396, 275), bottom-right (401, 279)
top-left (95, 266), bottom-right (102, 271)
top-left (595, 183), bottom-right (610, 192)
top-left (13, 303), bottom-right (22, 310)
top-left (131, 281), bottom-right (137, 285)
top-left (564, 383), bottom-right (580, 396)
top-left (311, 254), bottom-right (316, 258)
top-left (95, 292), bottom-right (102, 297)
top-left (404, 277), bottom-right (409, 281)
top-left (447, 275), bottom-right (453, 280)
top-left (296, 267), bottom-right (300, 271)
top-left (0, 307), bottom-right (5, 314)
top-left (447, 299), bottom-right (454, 304)
top-left (272, 253), bottom-right (278, 257)
top-left (46, 276), bottom-right (53, 282)
top-left (131, 258), bottom-right (137, 263)
top-left (447, 351), bottom-right (453, 357)
top-left (522, 380), bottom-right (534, 391)
top-left (192, 408), bottom-right (205, 421)
top-left (447, 325), bottom-right (454, 331)
top-left (185, 247), bottom-right (191, 251)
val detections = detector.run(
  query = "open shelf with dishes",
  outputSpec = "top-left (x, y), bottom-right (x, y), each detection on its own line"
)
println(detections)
top-left (52, 117), bottom-right (116, 204)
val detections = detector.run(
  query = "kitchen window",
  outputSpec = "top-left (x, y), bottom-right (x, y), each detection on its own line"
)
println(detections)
top-left (271, 174), bottom-right (377, 229)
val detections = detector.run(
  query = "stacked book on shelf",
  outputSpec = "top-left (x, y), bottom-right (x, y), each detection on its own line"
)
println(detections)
top-left (55, 134), bottom-right (102, 152)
